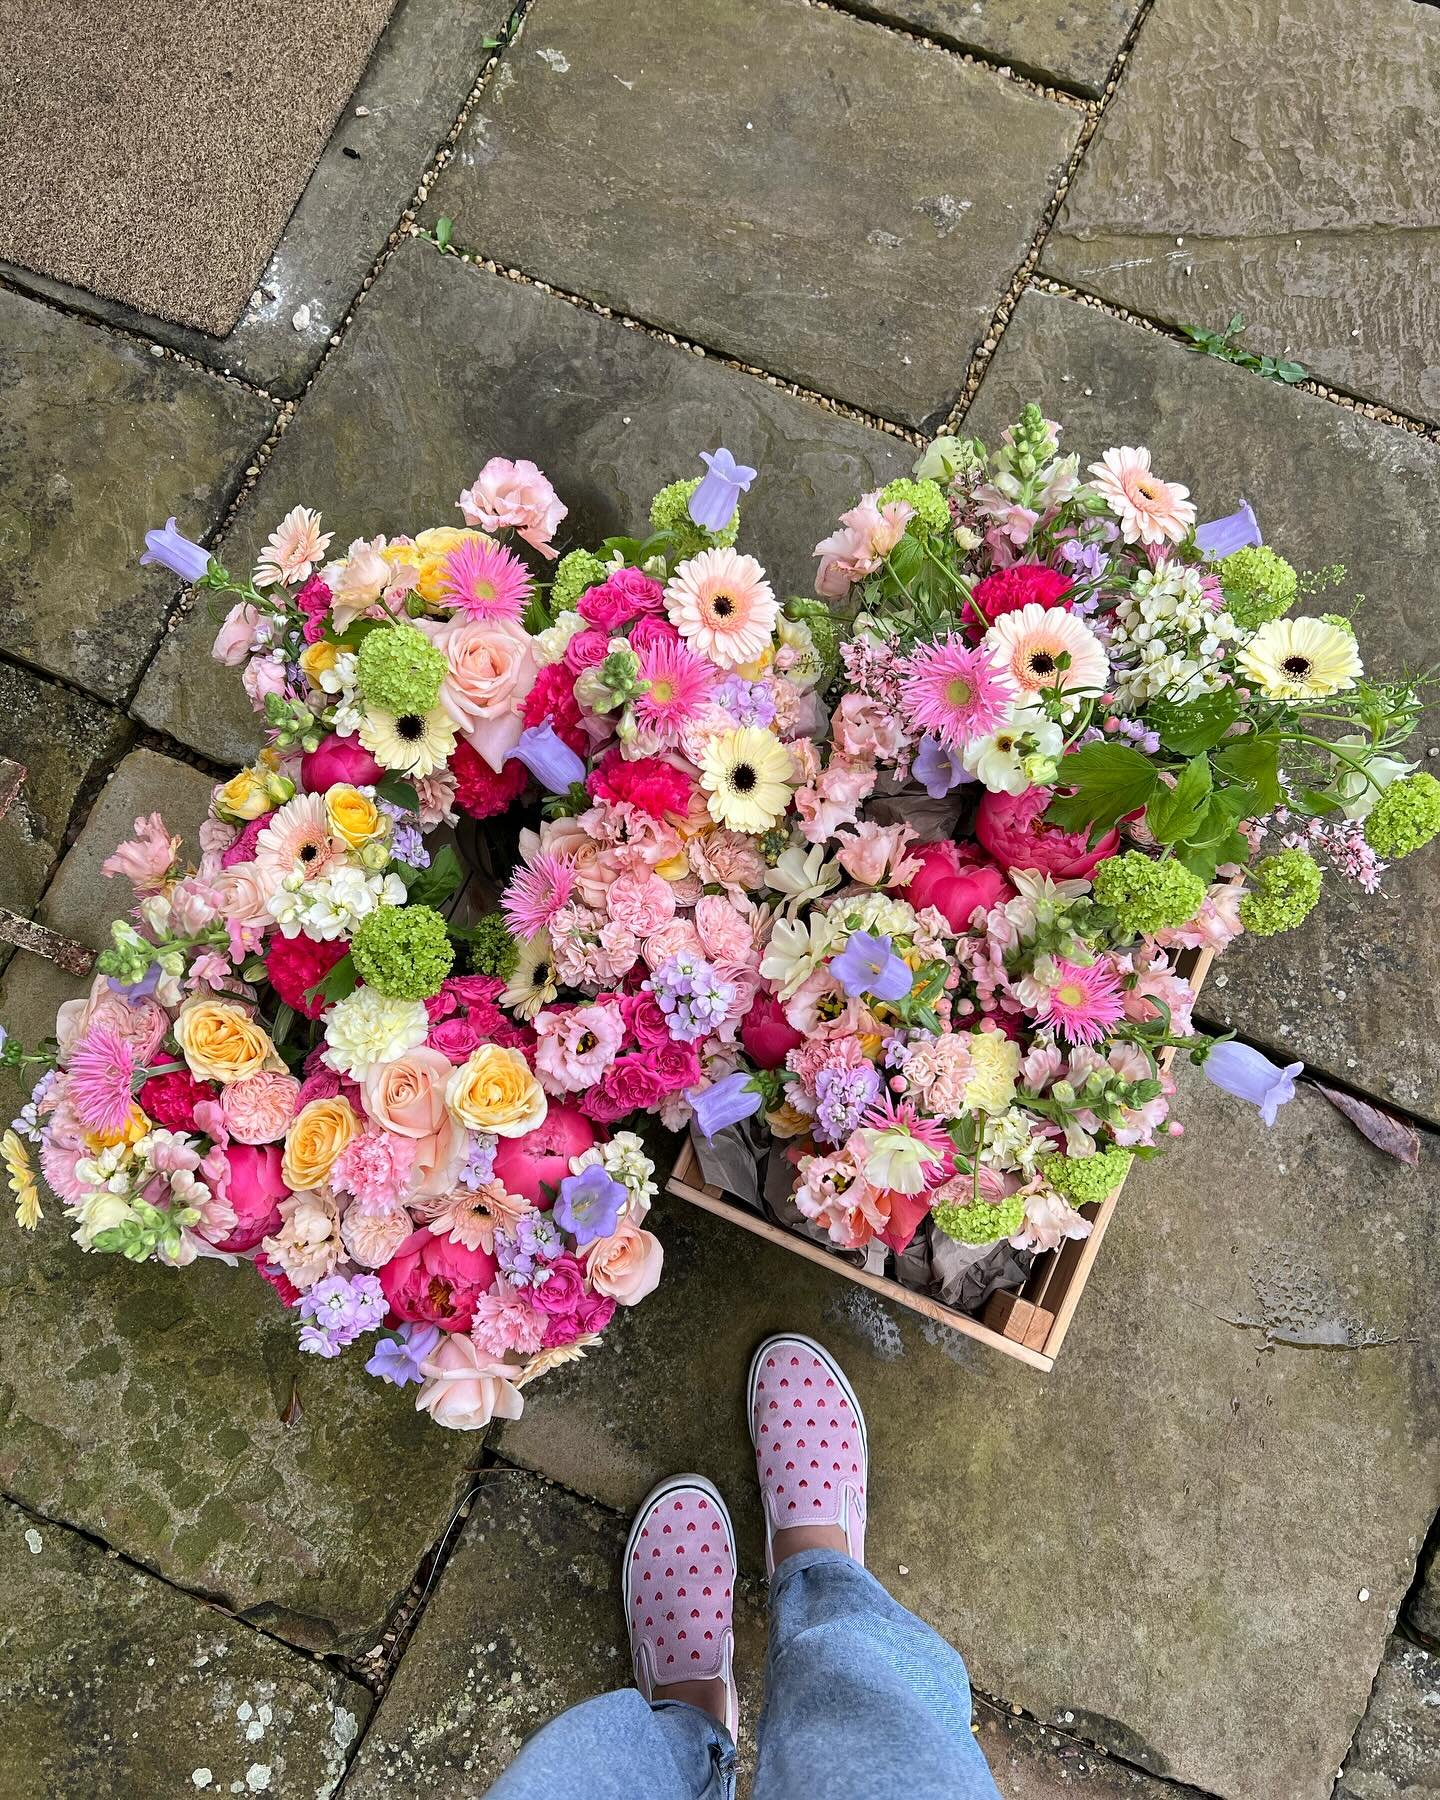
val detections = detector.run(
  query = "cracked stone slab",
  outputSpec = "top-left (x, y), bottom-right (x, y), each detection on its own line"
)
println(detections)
top-left (0, 662), bottom-right (131, 959)
top-left (845, 0), bottom-right (1142, 97)
top-left (962, 287), bottom-right (1440, 1125)
top-left (0, 1500), bottom-right (370, 1799)
top-left (1334, 1638), bottom-right (1440, 1800)
top-left (0, 285), bottom-right (275, 702)
top-left (0, 0), bottom-right (513, 396)
top-left (423, 0), bottom-right (1080, 427)
top-left (1041, 0), bottom-right (1440, 424)
top-left (972, 1701), bottom-right (1209, 1797)
top-left (134, 240), bottom-right (910, 766)
top-left (0, 749), bottom-right (476, 1654)
top-left (493, 1069), bottom-right (1439, 1800)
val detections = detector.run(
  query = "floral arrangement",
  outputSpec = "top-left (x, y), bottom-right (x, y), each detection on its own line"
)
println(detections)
top-left (673, 409), bottom-right (1438, 1305)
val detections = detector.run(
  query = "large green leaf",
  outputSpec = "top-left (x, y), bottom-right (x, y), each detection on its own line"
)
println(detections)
top-left (1145, 755), bottom-right (1213, 845)
top-left (1045, 743), bottom-right (1159, 841)
top-left (1212, 733), bottom-right (1282, 811)
top-left (1146, 689), bottom-right (1241, 755)
top-left (399, 844), bottom-right (463, 909)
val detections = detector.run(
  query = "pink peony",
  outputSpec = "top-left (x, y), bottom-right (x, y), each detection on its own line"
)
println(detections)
top-left (265, 934), bottom-right (350, 1020)
top-left (220, 1071), bottom-right (301, 1144)
top-left (380, 1228), bottom-right (498, 1332)
top-left (741, 992), bottom-right (805, 1069)
top-left (300, 734), bottom-right (385, 794)
top-left (902, 840), bottom-right (1013, 933)
top-left (490, 1105), bottom-right (597, 1205)
top-left (975, 785), bottom-right (1119, 880)
top-left (416, 1334), bottom-right (525, 1430)
top-left (457, 457), bottom-right (567, 559)
top-left (210, 1143), bottom-right (289, 1253)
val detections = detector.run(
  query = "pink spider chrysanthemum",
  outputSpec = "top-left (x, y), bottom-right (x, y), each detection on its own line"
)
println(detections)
top-left (502, 851), bottom-right (578, 941)
top-left (633, 636), bottom-right (717, 739)
top-left (67, 1026), bottom-right (140, 1136)
top-left (1087, 447), bottom-right (1196, 548)
top-left (898, 635), bottom-right (1017, 748)
top-left (1039, 958), bottom-right (1126, 1046)
top-left (438, 537), bottom-right (534, 620)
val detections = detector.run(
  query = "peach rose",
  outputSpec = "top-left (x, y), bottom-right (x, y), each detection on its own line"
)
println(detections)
top-left (213, 862), bottom-right (273, 928)
top-left (426, 615), bottom-right (537, 772)
top-left (282, 1096), bottom-right (363, 1191)
top-left (585, 1218), bottom-right (664, 1306)
top-left (415, 1334), bottom-right (526, 1431)
top-left (174, 998), bottom-right (285, 1086)
top-left (220, 1071), bottom-right (301, 1144)
top-left (445, 1046), bottom-right (548, 1138)
top-left (362, 1047), bottom-right (465, 1200)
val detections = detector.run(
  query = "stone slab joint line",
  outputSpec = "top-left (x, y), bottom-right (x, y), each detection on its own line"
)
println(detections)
top-left (0, 760), bottom-right (94, 976)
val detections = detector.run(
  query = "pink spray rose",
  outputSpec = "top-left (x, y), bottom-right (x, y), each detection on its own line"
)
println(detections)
top-left (300, 733), bottom-right (386, 794)
top-left (975, 785), bottom-right (1119, 880)
top-left (209, 1143), bottom-right (290, 1253)
top-left (380, 1228), bottom-right (498, 1332)
top-left (490, 1104), bottom-right (597, 1205)
top-left (220, 1071), bottom-right (301, 1145)
top-left (212, 601), bottom-right (263, 666)
top-left (902, 840), bottom-right (1014, 933)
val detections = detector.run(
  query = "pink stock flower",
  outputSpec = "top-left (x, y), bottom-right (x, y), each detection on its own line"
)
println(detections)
top-left (102, 812), bottom-right (182, 895)
top-left (457, 458), bottom-right (567, 559)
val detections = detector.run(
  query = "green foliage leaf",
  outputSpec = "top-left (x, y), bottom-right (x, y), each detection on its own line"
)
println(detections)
top-left (398, 844), bottom-right (463, 909)
top-left (1145, 689), bottom-right (1241, 755)
top-left (1145, 755), bottom-right (1213, 845)
top-left (305, 952), bottom-right (358, 1010)
top-left (375, 775), bottom-right (420, 812)
top-left (434, 215), bottom-right (454, 251)
top-left (1212, 733), bottom-right (1282, 811)
top-left (1044, 743), bottom-right (1159, 840)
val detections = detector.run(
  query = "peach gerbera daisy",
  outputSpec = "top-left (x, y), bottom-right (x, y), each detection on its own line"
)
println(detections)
top-left (253, 506), bottom-right (334, 590)
top-left (985, 603), bottom-right (1109, 701)
top-left (1087, 447), bottom-right (1195, 547)
top-left (664, 547), bottom-right (778, 669)
top-left (253, 793), bottom-right (342, 887)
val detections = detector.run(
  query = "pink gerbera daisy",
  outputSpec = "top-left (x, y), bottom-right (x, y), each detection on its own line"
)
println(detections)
top-left (68, 1026), bottom-right (140, 1136)
top-left (253, 794), bottom-right (340, 886)
top-left (664, 547), bottom-right (778, 669)
top-left (984, 603), bottom-right (1109, 701)
top-left (633, 635), bottom-right (716, 739)
top-left (899, 635), bottom-right (1017, 747)
top-left (502, 851), bottom-right (578, 940)
top-left (253, 505), bottom-right (333, 590)
top-left (438, 537), bottom-right (534, 620)
top-left (1039, 958), bottom-right (1126, 1046)
top-left (1087, 447), bottom-right (1196, 548)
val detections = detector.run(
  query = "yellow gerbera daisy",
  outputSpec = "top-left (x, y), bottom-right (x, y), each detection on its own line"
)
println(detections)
top-left (698, 727), bottom-right (793, 834)
top-left (1236, 616), bottom-right (1362, 702)
top-left (3, 1129), bottom-right (41, 1230)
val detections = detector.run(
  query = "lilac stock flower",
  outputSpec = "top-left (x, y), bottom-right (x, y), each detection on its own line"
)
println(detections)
top-left (366, 1322), bottom-right (442, 1387)
top-left (455, 1132), bottom-right (499, 1191)
top-left (646, 953), bottom-right (736, 1043)
top-left (688, 1071), bottom-right (763, 1138)
top-left (1202, 1040), bottom-right (1303, 1126)
top-left (1194, 499), bottom-right (1262, 560)
top-left (139, 517), bottom-right (212, 583)
top-left (714, 675), bottom-right (777, 728)
top-left (495, 1211), bottom-right (564, 1288)
top-left (913, 733), bottom-right (972, 800)
top-left (689, 447), bottom-right (757, 531)
top-left (814, 1063), bottom-right (882, 1145)
top-left (298, 1272), bottom-right (388, 1357)
top-left (553, 1164), bottom-right (628, 1247)
top-left (506, 721), bottom-right (586, 793)
top-left (830, 931), bottom-right (914, 1004)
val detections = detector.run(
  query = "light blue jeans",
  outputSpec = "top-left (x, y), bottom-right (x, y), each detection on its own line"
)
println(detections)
top-left (485, 1548), bottom-right (1001, 1798)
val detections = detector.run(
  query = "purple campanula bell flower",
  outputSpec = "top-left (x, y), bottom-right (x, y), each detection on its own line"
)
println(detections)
top-left (688, 1071), bottom-right (763, 1138)
top-left (1202, 1040), bottom-right (1302, 1126)
top-left (139, 517), bottom-right (212, 583)
top-left (913, 733), bottom-right (973, 800)
top-left (365, 1322), bottom-right (442, 1387)
top-left (689, 448), bottom-right (757, 531)
top-left (830, 931), bottom-right (914, 1004)
top-left (1194, 499), bottom-right (1262, 561)
top-left (506, 721), bottom-right (586, 793)
top-left (553, 1164), bottom-right (627, 1248)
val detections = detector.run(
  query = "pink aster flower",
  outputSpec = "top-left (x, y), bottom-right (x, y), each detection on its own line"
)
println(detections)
top-left (1087, 447), bottom-right (1196, 548)
top-left (502, 851), bottom-right (578, 940)
top-left (457, 458), bottom-right (567, 559)
top-left (67, 1026), bottom-right (140, 1136)
top-left (253, 506), bottom-right (333, 590)
top-left (899, 635), bottom-right (1017, 748)
top-left (1039, 958), bottom-right (1126, 1046)
top-left (438, 537), bottom-right (534, 620)
top-left (633, 635), bottom-right (716, 740)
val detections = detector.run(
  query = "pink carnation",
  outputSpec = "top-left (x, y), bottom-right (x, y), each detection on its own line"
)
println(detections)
top-left (332, 1128), bottom-right (417, 1207)
top-left (587, 750), bottom-right (693, 820)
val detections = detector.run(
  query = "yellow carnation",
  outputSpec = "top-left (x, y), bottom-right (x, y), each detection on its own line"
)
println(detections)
top-left (174, 998), bottom-right (285, 1086)
top-left (963, 1030), bottom-right (1020, 1115)
top-left (282, 1097), bottom-right (363, 1192)
top-left (445, 1045), bottom-right (548, 1138)
top-left (325, 783), bottom-right (385, 849)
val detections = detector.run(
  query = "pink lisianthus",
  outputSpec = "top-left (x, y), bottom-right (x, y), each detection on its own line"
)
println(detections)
top-left (457, 457), bottom-right (567, 559)
top-left (101, 812), bottom-right (182, 895)
top-left (416, 1334), bottom-right (525, 1431)
top-left (793, 1146), bottom-right (888, 1249)
top-left (901, 840), bottom-right (1013, 933)
top-left (534, 1003), bottom-right (624, 1095)
top-left (1157, 880), bottom-right (1245, 953)
top-left (209, 1143), bottom-right (289, 1253)
top-left (300, 734), bottom-right (385, 794)
top-left (380, 1228), bottom-right (498, 1333)
top-left (831, 692), bottom-right (908, 761)
top-left (975, 785), bottom-right (1119, 880)
top-left (242, 658), bottom-right (289, 711)
top-left (489, 1105), bottom-right (597, 1205)
top-left (796, 757), bottom-right (877, 842)
top-left (813, 492), bottom-right (913, 598)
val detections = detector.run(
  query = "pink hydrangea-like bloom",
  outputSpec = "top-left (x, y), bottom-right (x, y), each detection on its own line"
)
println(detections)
top-left (1087, 447), bottom-right (1196, 547)
top-left (534, 1003), bottom-right (624, 1095)
top-left (101, 812), bottom-right (182, 895)
top-left (813, 492), bottom-right (913, 598)
top-left (457, 457), bottom-right (567, 559)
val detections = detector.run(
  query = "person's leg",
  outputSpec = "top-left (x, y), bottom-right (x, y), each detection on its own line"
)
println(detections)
top-left (485, 1686), bottom-right (732, 1800)
top-left (746, 1335), bottom-right (1001, 1800)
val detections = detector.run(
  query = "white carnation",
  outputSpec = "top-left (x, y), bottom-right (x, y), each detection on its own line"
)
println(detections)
top-left (323, 987), bottom-right (431, 1079)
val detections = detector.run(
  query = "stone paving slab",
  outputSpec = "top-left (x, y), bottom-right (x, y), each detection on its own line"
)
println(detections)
top-left (1334, 1637), bottom-right (1440, 1800)
top-left (0, 1500), bottom-right (370, 1799)
top-left (0, 662), bottom-right (131, 946)
top-left (847, 0), bottom-right (1141, 97)
top-left (962, 288), bottom-right (1440, 1126)
top-left (0, 285), bottom-right (275, 703)
top-left (972, 1701), bottom-right (1207, 1798)
top-left (423, 0), bottom-right (1080, 428)
top-left (135, 240), bottom-right (910, 767)
top-left (1041, 0), bottom-right (1440, 425)
top-left (494, 1070), bottom-right (1439, 1800)
top-left (0, 0), bottom-right (511, 397)
top-left (0, 749), bottom-right (477, 1654)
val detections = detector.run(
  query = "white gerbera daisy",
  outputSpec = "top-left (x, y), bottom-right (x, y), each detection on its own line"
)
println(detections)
top-left (358, 704), bottom-right (458, 777)
top-left (1236, 616), bottom-right (1362, 701)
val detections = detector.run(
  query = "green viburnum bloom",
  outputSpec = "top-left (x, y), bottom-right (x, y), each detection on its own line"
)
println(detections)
top-left (1319, 612), bottom-right (1356, 637)
top-left (350, 904), bottom-right (454, 1000)
top-left (1238, 848), bottom-right (1322, 936)
top-left (932, 1191), bottom-right (1026, 1245)
top-left (550, 549), bottom-right (609, 612)
top-left (877, 477), bottom-right (951, 533)
top-left (465, 913), bottom-right (520, 981)
top-left (1041, 1147), bottom-right (1133, 1206)
top-left (649, 477), bottom-right (739, 560)
top-left (1362, 772), bottom-right (1440, 859)
top-left (1091, 851), bottom-right (1206, 938)
top-left (1219, 545), bottom-right (1298, 630)
top-left (356, 623), bottom-right (447, 716)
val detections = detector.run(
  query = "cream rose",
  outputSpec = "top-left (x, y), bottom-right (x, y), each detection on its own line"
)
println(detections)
top-left (427, 616), bottom-right (537, 772)
top-left (220, 1071), bottom-right (301, 1145)
top-left (445, 1046), bottom-right (547, 1138)
top-left (174, 998), bottom-right (285, 1086)
top-left (585, 1218), bottom-right (664, 1305)
top-left (282, 1096), bottom-right (363, 1192)
top-left (415, 1334), bottom-right (525, 1432)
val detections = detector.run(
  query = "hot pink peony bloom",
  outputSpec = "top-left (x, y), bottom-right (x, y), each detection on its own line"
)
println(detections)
top-left (741, 992), bottom-right (806, 1069)
top-left (210, 1143), bottom-right (290, 1253)
top-left (457, 457), bottom-right (567, 559)
top-left (380, 1228), bottom-right (498, 1332)
top-left (102, 812), bottom-right (182, 895)
top-left (975, 785), bottom-right (1119, 879)
top-left (901, 840), bottom-right (1013, 932)
top-left (300, 734), bottom-right (386, 794)
top-left (490, 1105), bottom-right (597, 1205)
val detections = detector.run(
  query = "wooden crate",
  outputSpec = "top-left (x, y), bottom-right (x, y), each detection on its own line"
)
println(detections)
top-left (668, 937), bottom-right (1220, 1371)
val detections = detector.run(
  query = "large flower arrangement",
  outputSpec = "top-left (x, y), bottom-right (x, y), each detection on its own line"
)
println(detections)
top-left (675, 410), bottom-right (1438, 1304)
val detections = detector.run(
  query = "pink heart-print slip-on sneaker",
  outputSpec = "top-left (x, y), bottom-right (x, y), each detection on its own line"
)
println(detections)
top-left (622, 1473), bottom-right (740, 1741)
top-left (746, 1333), bottom-right (869, 1579)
